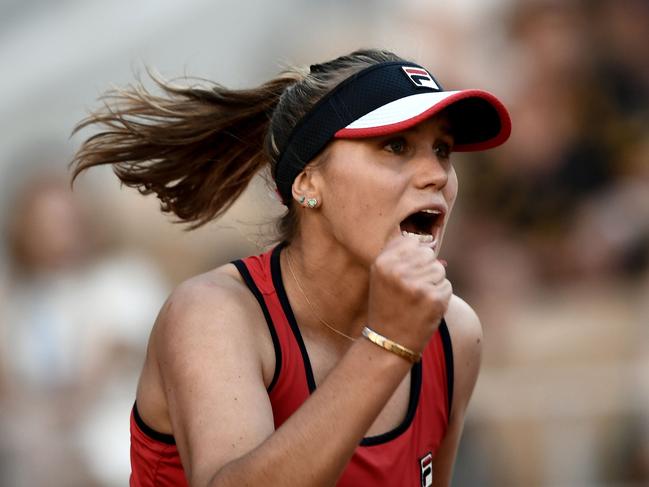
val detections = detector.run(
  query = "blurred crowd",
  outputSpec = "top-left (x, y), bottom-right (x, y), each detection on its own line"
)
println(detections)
top-left (0, 0), bottom-right (647, 486)
top-left (441, 0), bottom-right (649, 485)
top-left (0, 167), bottom-right (170, 486)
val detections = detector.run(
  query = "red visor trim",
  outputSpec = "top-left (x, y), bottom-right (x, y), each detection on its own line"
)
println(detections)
top-left (334, 90), bottom-right (511, 152)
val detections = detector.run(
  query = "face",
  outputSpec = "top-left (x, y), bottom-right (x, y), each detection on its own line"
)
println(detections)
top-left (308, 113), bottom-right (458, 265)
top-left (13, 182), bottom-right (88, 271)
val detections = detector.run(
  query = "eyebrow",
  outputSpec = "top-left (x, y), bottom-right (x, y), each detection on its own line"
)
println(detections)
top-left (438, 124), bottom-right (453, 136)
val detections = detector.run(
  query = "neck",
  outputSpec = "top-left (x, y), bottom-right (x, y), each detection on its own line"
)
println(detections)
top-left (281, 235), bottom-right (370, 342)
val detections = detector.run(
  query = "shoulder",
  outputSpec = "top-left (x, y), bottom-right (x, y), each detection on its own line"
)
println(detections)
top-left (160, 264), bottom-right (254, 327)
top-left (443, 294), bottom-right (483, 415)
top-left (444, 294), bottom-right (483, 354)
top-left (150, 263), bottom-right (267, 368)
top-left (165, 263), bottom-right (253, 315)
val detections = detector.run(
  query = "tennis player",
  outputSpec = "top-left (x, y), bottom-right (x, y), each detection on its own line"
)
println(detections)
top-left (71, 48), bottom-right (511, 487)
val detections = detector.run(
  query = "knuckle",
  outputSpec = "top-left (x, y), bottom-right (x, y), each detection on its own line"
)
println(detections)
top-left (410, 283), bottom-right (428, 299)
top-left (432, 261), bottom-right (446, 276)
top-left (445, 279), bottom-right (453, 296)
top-left (372, 254), bottom-right (392, 273)
top-left (373, 259), bottom-right (405, 284)
top-left (439, 277), bottom-right (452, 292)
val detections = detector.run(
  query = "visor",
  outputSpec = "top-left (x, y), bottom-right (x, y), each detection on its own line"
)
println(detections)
top-left (275, 61), bottom-right (511, 202)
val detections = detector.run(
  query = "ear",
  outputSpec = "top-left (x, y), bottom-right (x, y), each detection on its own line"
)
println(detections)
top-left (291, 167), bottom-right (322, 204)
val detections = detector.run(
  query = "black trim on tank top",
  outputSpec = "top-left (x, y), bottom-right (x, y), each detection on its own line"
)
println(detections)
top-left (360, 361), bottom-right (422, 446)
top-left (132, 401), bottom-right (176, 445)
top-left (232, 259), bottom-right (282, 393)
top-left (271, 243), bottom-right (318, 393)
top-left (271, 243), bottom-right (422, 446)
top-left (439, 320), bottom-right (454, 415)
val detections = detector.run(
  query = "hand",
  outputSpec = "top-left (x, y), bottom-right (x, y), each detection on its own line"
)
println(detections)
top-left (367, 235), bottom-right (452, 354)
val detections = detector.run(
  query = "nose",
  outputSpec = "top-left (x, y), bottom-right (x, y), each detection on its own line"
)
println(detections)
top-left (412, 151), bottom-right (449, 190)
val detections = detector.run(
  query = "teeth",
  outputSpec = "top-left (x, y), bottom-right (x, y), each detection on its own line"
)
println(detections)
top-left (421, 209), bottom-right (441, 214)
top-left (401, 230), bottom-right (436, 244)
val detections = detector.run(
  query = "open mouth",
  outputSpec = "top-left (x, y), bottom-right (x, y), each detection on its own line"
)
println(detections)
top-left (399, 208), bottom-right (445, 246)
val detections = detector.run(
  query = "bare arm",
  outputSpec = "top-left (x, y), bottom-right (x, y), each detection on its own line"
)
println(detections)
top-left (432, 295), bottom-right (484, 487)
top-left (156, 278), bottom-right (410, 487)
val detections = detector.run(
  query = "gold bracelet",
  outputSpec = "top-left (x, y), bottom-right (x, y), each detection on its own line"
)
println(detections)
top-left (361, 326), bottom-right (421, 363)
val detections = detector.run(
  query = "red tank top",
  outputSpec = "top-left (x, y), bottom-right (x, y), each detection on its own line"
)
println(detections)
top-left (130, 244), bottom-right (454, 486)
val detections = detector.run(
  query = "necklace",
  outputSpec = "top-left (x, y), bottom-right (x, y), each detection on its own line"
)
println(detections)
top-left (284, 249), bottom-right (356, 342)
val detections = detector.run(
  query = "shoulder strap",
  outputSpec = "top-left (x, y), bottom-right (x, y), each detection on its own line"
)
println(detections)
top-left (232, 245), bottom-right (313, 429)
top-left (231, 256), bottom-right (282, 392)
top-left (438, 319), bottom-right (454, 415)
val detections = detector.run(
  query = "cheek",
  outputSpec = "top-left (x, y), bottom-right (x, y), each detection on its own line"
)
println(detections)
top-left (321, 162), bottom-right (404, 247)
top-left (325, 171), bottom-right (389, 226)
top-left (324, 152), bottom-right (383, 205)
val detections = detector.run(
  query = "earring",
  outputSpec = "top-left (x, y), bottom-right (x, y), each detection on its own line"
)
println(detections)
top-left (307, 198), bottom-right (318, 209)
top-left (298, 195), bottom-right (306, 204)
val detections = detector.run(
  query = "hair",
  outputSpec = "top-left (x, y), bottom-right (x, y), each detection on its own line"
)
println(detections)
top-left (70, 48), bottom-right (406, 240)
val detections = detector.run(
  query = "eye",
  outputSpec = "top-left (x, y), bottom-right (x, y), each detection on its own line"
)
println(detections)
top-left (434, 141), bottom-right (452, 160)
top-left (383, 137), bottom-right (408, 155)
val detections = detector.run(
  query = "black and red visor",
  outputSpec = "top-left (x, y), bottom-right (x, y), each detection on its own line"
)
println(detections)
top-left (275, 61), bottom-right (511, 202)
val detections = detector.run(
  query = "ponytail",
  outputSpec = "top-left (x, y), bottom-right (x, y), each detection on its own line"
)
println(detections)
top-left (71, 49), bottom-right (406, 237)
top-left (71, 71), bottom-right (301, 229)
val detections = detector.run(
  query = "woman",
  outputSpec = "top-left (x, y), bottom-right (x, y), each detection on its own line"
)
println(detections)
top-left (71, 49), bottom-right (511, 487)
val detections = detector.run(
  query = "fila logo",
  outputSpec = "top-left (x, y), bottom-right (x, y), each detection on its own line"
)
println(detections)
top-left (420, 452), bottom-right (433, 487)
top-left (402, 67), bottom-right (440, 90)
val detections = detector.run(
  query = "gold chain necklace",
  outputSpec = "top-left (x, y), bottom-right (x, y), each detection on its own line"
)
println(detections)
top-left (285, 249), bottom-right (356, 342)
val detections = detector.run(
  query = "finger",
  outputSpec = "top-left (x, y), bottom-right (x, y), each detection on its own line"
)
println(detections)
top-left (417, 270), bottom-right (448, 287)
top-left (402, 262), bottom-right (446, 286)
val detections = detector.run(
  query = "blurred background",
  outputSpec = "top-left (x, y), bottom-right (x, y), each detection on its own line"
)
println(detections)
top-left (0, 0), bottom-right (647, 485)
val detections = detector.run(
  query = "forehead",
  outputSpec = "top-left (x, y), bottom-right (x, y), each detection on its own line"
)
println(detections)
top-left (349, 112), bottom-right (456, 143)
top-left (321, 114), bottom-right (454, 159)
top-left (397, 113), bottom-right (454, 138)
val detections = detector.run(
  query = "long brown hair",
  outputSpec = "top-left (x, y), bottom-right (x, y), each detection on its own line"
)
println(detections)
top-left (70, 49), bottom-right (406, 239)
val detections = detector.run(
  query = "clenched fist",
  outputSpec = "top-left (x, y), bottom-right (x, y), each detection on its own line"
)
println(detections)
top-left (367, 235), bottom-right (452, 355)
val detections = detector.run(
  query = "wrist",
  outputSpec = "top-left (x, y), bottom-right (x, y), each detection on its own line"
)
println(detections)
top-left (361, 326), bottom-right (421, 363)
top-left (350, 334), bottom-right (412, 371)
